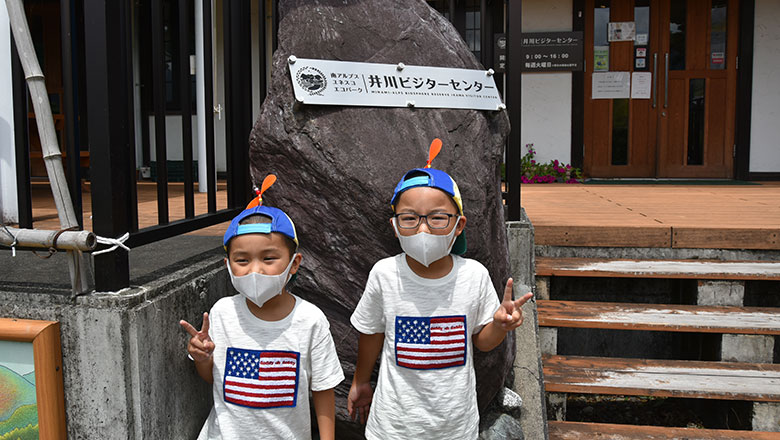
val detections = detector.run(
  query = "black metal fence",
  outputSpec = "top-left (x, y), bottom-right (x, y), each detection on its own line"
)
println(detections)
top-left (11, 0), bottom-right (279, 291)
top-left (11, 0), bottom-right (521, 291)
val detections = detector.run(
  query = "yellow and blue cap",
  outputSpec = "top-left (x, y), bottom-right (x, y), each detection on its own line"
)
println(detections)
top-left (390, 139), bottom-right (467, 255)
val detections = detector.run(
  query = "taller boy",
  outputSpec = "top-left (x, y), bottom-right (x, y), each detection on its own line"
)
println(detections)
top-left (348, 139), bottom-right (533, 439)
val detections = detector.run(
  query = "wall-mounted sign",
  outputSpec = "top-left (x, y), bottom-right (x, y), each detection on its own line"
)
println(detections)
top-left (494, 34), bottom-right (507, 73)
top-left (519, 31), bottom-right (583, 72)
top-left (631, 72), bottom-right (652, 99)
top-left (594, 46), bottom-right (609, 72)
top-left (608, 22), bottom-right (636, 42)
top-left (592, 71), bottom-right (631, 99)
top-left (288, 57), bottom-right (503, 111)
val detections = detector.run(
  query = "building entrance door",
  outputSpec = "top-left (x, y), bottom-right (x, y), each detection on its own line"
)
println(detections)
top-left (584, 0), bottom-right (739, 178)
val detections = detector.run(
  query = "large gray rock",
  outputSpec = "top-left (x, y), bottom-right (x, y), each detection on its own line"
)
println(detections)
top-left (249, 0), bottom-right (512, 431)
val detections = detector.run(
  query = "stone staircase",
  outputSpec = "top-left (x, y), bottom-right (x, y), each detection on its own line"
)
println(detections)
top-left (535, 257), bottom-right (780, 438)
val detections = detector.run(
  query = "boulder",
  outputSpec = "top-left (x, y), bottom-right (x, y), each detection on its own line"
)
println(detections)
top-left (249, 0), bottom-right (512, 432)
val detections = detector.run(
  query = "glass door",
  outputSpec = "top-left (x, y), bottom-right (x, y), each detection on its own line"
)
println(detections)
top-left (656, 0), bottom-right (738, 178)
top-left (584, 0), bottom-right (659, 178)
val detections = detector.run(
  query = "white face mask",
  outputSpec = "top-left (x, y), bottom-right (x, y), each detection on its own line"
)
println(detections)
top-left (226, 257), bottom-right (295, 307)
top-left (393, 217), bottom-right (460, 267)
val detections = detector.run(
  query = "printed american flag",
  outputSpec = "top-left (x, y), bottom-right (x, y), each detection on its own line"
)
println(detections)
top-left (395, 315), bottom-right (467, 370)
top-left (223, 348), bottom-right (299, 408)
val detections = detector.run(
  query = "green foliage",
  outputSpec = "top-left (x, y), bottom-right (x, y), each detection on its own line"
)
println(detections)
top-left (0, 405), bottom-right (38, 437)
top-left (0, 423), bottom-right (39, 440)
top-left (520, 143), bottom-right (583, 184)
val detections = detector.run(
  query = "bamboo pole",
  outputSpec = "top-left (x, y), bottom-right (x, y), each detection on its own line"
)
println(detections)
top-left (1, 227), bottom-right (96, 251)
top-left (6, 0), bottom-right (93, 294)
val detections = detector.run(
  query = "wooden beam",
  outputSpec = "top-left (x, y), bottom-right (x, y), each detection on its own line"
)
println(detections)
top-left (535, 257), bottom-right (780, 281)
top-left (538, 300), bottom-right (780, 335)
top-left (543, 355), bottom-right (780, 402)
top-left (549, 421), bottom-right (780, 440)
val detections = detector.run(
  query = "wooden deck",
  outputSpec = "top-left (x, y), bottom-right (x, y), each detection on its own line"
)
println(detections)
top-left (21, 181), bottom-right (780, 249)
top-left (520, 183), bottom-right (780, 250)
top-left (27, 181), bottom-right (230, 237)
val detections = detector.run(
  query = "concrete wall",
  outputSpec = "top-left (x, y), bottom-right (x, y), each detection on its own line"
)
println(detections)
top-left (0, 256), bottom-right (228, 439)
top-left (750, 0), bottom-right (780, 173)
top-left (507, 211), bottom-right (549, 440)
top-left (520, 0), bottom-right (573, 167)
top-left (0, 2), bottom-right (17, 223)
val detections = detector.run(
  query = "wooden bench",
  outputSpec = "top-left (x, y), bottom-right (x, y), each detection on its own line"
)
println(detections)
top-left (543, 355), bottom-right (780, 402)
top-left (548, 421), bottom-right (780, 440)
top-left (538, 300), bottom-right (780, 335)
top-left (535, 257), bottom-right (780, 281)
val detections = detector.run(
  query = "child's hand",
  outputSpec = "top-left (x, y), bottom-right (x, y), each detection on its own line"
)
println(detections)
top-left (180, 312), bottom-right (215, 362)
top-left (493, 278), bottom-right (533, 332)
top-left (347, 381), bottom-right (374, 424)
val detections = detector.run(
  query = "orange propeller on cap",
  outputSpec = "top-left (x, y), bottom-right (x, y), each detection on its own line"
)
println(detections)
top-left (246, 174), bottom-right (277, 209)
top-left (426, 138), bottom-right (442, 168)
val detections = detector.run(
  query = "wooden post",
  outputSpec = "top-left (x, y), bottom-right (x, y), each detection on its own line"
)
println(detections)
top-left (1, 227), bottom-right (96, 251)
top-left (6, 0), bottom-right (93, 294)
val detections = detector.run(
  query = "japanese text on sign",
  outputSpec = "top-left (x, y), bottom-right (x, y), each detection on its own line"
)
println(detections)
top-left (288, 57), bottom-right (503, 111)
top-left (519, 32), bottom-right (583, 72)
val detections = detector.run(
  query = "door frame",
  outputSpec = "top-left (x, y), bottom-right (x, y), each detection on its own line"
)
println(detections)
top-left (573, 0), bottom-right (755, 179)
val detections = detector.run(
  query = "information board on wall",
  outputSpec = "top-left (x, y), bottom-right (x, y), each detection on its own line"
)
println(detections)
top-left (288, 57), bottom-right (503, 111)
top-left (592, 72), bottom-right (631, 99)
top-left (519, 32), bottom-right (583, 72)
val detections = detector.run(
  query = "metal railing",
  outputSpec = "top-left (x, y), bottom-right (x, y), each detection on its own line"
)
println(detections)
top-left (12, 0), bottom-right (278, 291)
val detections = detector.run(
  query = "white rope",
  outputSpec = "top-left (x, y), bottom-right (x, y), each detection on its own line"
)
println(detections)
top-left (1, 223), bottom-right (18, 257)
top-left (93, 232), bottom-right (131, 256)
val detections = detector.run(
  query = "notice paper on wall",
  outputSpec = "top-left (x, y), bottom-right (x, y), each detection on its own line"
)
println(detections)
top-left (631, 72), bottom-right (652, 99)
top-left (592, 72), bottom-right (630, 99)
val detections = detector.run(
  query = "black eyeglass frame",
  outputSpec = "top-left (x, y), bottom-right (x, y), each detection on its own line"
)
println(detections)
top-left (393, 213), bottom-right (459, 229)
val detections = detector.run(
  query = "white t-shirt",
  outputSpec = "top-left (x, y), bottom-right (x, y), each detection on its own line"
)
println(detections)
top-left (198, 294), bottom-right (344, 440)
top-left (350, 254), bottom-right (501, 440)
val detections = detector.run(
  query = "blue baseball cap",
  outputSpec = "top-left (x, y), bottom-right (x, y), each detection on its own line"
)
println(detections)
top-left (390, 167), bottom-right (467, 255)
top-left (223, 205), bottom-right (299, 251)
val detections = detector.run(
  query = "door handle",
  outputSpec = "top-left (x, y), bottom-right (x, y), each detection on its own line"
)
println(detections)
top-left (664, 53), bottom-right (669, 109)
top-left (652, 53), bottom-right (658, 108)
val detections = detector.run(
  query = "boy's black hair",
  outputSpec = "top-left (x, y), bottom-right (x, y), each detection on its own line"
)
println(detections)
top-left (226, 214), bottom-right (297, 256)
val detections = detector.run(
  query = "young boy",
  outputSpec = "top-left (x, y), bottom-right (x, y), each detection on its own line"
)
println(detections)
top-left (347, 143), bottom-right (533, 439)
top-left (180, 178), bottom-right (344, 439)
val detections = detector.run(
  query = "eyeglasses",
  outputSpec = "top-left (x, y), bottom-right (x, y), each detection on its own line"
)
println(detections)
top-left (394, 213), bottom-right (457, 229)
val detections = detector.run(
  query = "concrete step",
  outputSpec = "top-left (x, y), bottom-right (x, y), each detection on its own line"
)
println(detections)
top-left (543, 355), bottom-right (780, 402)
top-left (548, 421), bottom-right (780, 439)
top-left (538, 300), bottom-right (780, 335)
top-left (535, 257), bottom-right (780, 281)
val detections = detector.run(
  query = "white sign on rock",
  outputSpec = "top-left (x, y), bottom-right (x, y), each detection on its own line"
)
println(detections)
top-left (288, 57), bottom-right (504, 111)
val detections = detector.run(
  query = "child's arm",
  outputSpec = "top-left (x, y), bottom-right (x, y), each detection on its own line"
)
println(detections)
top-left (348, 332), bottom-right (385, 424)
top-left (180, 312), bottom-right (215, 384)
top-left (312, 388), bottom-right (336, 440)
top-left (473, 278), bottom-right (533, 352)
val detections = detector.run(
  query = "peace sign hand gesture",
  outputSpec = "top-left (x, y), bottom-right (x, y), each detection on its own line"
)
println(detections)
top-left (493, 278), bottom-right (533, 332)
top-left (180, 312), bottom-right (215, 363)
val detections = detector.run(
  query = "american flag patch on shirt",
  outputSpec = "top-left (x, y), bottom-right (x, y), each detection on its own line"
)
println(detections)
top-left (395, 315), bottom-right (467, 370)
top-left (223, 348), bottom-right (299, 409)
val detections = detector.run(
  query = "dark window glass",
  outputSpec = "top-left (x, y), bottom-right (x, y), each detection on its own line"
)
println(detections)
top-left (634, 2), bottom-right (649, 46)
top-left (710, 0), bottom-right (727, 70)
top-left (687, 79), bottom-right (705, 165)
top-left (465, 1), bottom-right (481, 60)
top-left (140, 0), bottom-right (196, 113)
top-left (611, 99), bottom-right (629, 165)
top-left (670, 0), bottom-right (686, 70)
top-left (594, 2), bottom-right (610, 47)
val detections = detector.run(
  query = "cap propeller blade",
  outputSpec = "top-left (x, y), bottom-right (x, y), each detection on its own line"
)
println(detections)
top-left (426, 138), bottom-right (442, 168)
